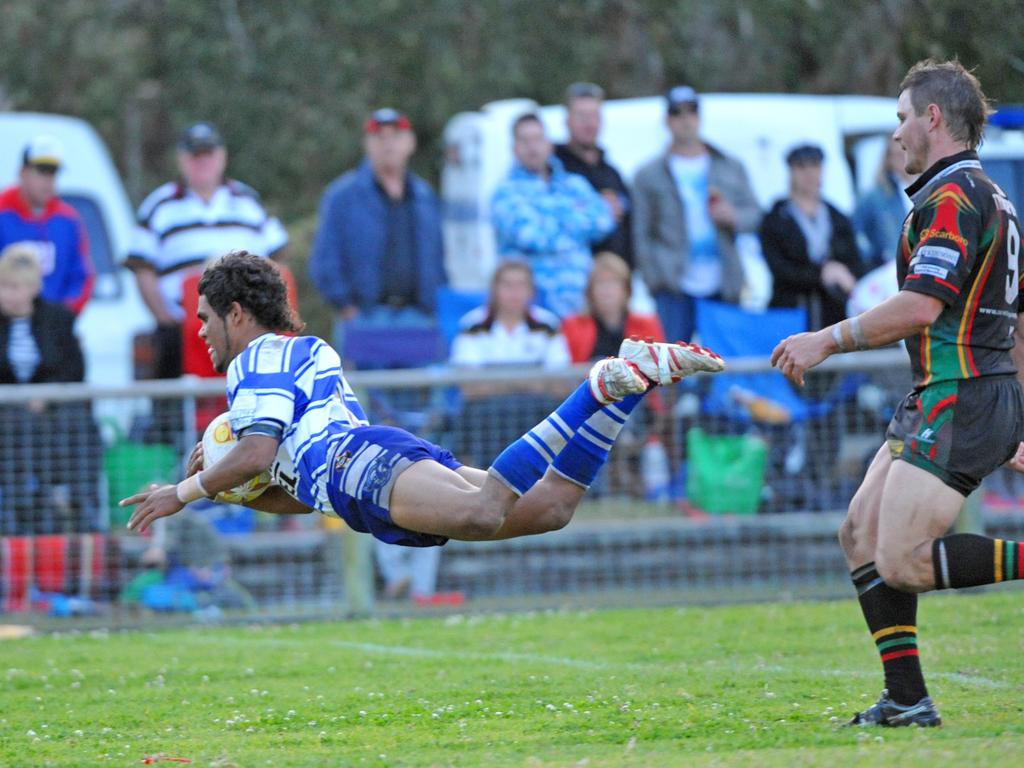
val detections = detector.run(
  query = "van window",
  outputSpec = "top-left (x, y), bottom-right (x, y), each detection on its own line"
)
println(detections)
top-left (985, 159), bottom-right (1023, 210)
top-left (63, 194), bottom-right (121, 300)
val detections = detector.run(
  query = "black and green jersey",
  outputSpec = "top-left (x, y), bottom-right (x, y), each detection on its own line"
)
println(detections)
top-left (899, 150), bottom-right (1022, 387)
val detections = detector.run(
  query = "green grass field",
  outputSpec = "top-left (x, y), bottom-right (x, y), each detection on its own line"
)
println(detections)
top-left (3, 592), bottom-right (1023, 767)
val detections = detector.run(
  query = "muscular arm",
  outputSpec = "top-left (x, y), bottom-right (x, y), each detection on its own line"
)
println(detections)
top-left (242, 485), bottom-right (313, 515)
top-left (771, 290), bottom-right (944, 386)
top-left (197, 433), bottom-right (279, 499)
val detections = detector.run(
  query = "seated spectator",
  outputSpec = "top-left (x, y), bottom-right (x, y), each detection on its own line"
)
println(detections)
top-left (760, 144), bottom-right (865, 331)
top-left (491, 113), bottom-right (613, 318)
top-left (561, 252), bottom-right (665, 362)
top-left (0, 244), bottom-right (100, 534)
top-left (450, 260), bottom-right (571, 370)
top-left (562, 252), bottom-right (668, 498)
top-left (123, 509), bottom-right (255, 616)
top-left (554, 82), bottom-right (633, 265)
top-left (449, 260), bottom-right (570, 467)
top-left (853, 140), bottom-right (918, 270)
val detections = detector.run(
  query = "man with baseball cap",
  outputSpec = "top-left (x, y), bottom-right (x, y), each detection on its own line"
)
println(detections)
top-left (632, 86), bottom-right (761, 342)
top-left (310, 107), bottom-right (447, 364)
top-left (127, 121), bottom-right (288, 385)
top-left (0, 135), bottom-right (93, 314)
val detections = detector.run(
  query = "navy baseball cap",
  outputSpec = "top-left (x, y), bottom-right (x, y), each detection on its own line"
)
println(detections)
top-left (178, 122), bottom-right (224, 153)
top-left (365, 108), bottom-right (412, 133)
top-left (786, 143), bottom-right (825, 165)
top-left (666, 85), bottom-right (699, 113)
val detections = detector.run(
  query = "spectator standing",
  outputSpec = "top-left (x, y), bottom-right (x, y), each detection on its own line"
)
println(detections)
top-left (853, 140), bottom-right (918, 269)
top-left (561, 252), bottom-right (664, 362)
top-left (127, 122), bottom-right (288, 382)
top-left (491, 113), bottom-right (613, 318)
top-left (0, 136), bottom-right (93, 314)
top-left (760, 144), bottom-right (864, 331)
top-left (554, 82), bottom-right (633, 265)
top-left (309, 108), bottom-right (447, 362)
top-left (632, 86), bottom-right (761, 343)
top-left (0, 244), bottom-right (100, 534)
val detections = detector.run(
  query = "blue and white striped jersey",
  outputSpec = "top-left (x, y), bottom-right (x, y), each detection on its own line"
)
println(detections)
top-left (225, 333), bottom-right (368, 513)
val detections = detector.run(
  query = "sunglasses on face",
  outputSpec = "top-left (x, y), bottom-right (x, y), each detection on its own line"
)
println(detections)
top-left (668, 103), bottom-right (699, 116)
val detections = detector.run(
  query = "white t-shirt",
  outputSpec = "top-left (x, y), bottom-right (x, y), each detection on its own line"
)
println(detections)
top-left (668, 153), bottom-right (721, 297)
top-left (449, 305), bottom-right (571, 369)
top-left (129, 181), bottom-right (289, 320)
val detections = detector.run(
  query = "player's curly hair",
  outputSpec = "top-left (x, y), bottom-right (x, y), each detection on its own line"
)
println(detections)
top-left (198, 251), bottom-right (304, 334)
top-left (900, 58), bottom-right (992, 150)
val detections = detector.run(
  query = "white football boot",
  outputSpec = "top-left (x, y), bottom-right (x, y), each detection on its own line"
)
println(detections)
top-left (588, 357), bottom-right (650, 405)
top-left (618, 337), bottom-right (725, 386)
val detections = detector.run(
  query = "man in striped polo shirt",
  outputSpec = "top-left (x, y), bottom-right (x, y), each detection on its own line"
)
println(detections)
top-left (772, 59), bottom-right (1024, 727)
top-left (127, 122), bottom-right (288, 384)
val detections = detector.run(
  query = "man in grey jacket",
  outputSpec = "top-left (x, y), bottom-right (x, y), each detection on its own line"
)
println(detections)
top-left (632, 86), bottom-right (761, 342)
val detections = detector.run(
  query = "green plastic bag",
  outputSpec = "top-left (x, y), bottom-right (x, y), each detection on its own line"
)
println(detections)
top-left (102, 421), bottom-right (179, 527)
top-left (686, 428), bottom-right (767, 515)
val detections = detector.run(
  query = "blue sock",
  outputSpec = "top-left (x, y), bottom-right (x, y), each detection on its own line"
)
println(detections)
top-left (490, 381), bottom-right (623, 495)
top-left (551, 394), bottom-right (643, 488)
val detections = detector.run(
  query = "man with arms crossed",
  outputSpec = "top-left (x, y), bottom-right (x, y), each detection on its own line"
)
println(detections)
top-left (772, 59), bottom-right (1024, 727)
top-left (121, 252), bottom-right (723, 550)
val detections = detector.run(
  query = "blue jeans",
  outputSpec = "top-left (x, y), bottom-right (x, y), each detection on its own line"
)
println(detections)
top-left (654, 291), bottom-right (697, 343)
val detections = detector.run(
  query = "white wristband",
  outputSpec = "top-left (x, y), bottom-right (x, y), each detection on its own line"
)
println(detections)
top-left (831, 322), bottom-right (850, 353)
top-left (175, 473), bottom-right (210, 504)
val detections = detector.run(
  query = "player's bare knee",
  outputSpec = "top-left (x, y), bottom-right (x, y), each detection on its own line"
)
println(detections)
top-left (875, 552), bottom-right (922, 592)
top-left (459, 505), bottom-right (507, 539)
top-left (540, 500), bottom-right (574, 532)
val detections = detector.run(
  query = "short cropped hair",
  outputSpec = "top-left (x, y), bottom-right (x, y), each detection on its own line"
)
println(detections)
top-left (0, 243), bottom-right (42, 292)
top-left (899, 58), bottom-right (992, 149)
top-left (198, 251), bottom-right (303, 334)
top-left (512, 112), bottom-right (544, 139)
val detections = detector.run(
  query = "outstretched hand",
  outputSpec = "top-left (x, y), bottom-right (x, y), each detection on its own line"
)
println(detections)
top-left (120, 483), bottom-right (184, 534)
top-left (770, 331), bottom-right (832, 387)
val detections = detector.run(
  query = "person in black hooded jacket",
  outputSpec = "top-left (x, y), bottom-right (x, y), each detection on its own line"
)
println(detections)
top-left (760, 144), bottom-right (866, 331)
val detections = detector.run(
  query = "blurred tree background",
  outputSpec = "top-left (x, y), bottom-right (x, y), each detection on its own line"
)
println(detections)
top-left (1, 0), bottom-right (1021, 334)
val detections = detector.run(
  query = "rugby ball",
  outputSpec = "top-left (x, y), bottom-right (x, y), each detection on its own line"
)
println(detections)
top-left (202, 412), bottom-right (274, 504)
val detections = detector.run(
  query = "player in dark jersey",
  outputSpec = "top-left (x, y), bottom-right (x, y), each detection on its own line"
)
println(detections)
top-left (771, 59), bottom-right (1024, 727)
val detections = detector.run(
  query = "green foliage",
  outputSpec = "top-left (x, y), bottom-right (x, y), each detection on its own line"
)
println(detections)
top-left (2, 592), bottom-right (1024, 765)
top-left (1, 0), bottom-right (1022, 290)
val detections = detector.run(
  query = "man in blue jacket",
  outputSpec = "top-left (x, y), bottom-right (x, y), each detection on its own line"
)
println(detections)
top-left (309, 108), bottom-right (447, 364)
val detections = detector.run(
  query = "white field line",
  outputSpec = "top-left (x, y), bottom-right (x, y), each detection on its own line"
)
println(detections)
top-left (202, 635), bottom-right (1010, 688)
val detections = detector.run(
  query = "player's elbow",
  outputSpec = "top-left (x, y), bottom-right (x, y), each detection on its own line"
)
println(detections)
top-left (905, 294), bottom-right (944, 331)
top-left (235, 436), bottom-right (278, 475)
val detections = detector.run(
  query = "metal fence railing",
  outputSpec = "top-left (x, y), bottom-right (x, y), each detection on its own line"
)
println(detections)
top-left (2, 349), bottom-right (1023, 626)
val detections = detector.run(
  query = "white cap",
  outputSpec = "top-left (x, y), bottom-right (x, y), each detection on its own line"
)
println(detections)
top-left (22, 135), bottom-right (64, 169)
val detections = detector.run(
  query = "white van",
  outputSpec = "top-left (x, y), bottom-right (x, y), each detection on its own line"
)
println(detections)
top-left (441, 93), bottom-right (900, 292)
top-left (0, 112), bottom-right (150, 388)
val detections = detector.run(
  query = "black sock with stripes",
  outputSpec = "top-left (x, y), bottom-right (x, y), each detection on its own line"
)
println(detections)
top-left (851, 563), bottom-right (928, 705)
top-left (933, 534), bottom-right (1024, 589)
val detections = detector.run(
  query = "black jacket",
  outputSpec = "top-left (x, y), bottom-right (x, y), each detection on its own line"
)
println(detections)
top-left (0, 298), bottom-right (85, 384)
top-left (555, 144), bottom-right (633, 265)
top-left (760, 198), bottom-right (865, 330)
